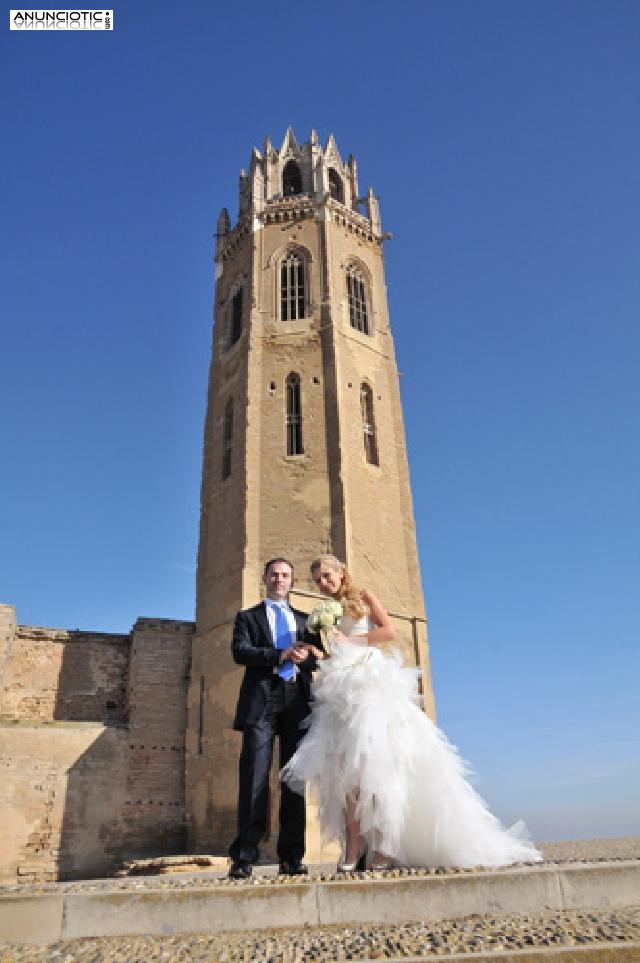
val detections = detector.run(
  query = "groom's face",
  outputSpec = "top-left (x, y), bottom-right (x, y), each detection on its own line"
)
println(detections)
top-left (263, 561), bottom-right (294, 601)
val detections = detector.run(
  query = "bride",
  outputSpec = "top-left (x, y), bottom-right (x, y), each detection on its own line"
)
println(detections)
top-left (281, 554), bottom-right (542, 872)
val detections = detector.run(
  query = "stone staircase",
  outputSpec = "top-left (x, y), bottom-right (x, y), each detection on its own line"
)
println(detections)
top-left (1, 851), bottom-right (640, 961)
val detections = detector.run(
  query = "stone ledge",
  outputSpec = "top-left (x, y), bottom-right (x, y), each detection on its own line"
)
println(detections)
top-left (0, 718), bottom-right (125, 729)
top-left (0, 860), bottom-right (638, 944)
top-left (15, 626), bottom-right (130, 643)
top-left (115, 855), bottom-right (228, 876)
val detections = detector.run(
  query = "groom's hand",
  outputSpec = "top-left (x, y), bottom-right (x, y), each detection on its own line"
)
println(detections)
top-left (298, 643), bottom-right (325, 661)
top-left (280, 644), bottom-right (308, 665)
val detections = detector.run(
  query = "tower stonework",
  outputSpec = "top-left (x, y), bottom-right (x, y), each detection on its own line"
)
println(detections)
top-left (186, 130), bottom-right (434, 855)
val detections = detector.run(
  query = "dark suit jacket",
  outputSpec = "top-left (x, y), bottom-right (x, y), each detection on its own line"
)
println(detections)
top-left (231, 600), bottom-right (320, 731)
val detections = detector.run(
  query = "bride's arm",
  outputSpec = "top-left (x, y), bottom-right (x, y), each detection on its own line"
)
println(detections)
top-left (361, 590), bottom-right (396, 643)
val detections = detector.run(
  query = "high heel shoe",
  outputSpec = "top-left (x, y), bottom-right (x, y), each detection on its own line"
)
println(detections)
top-left (369, 852), bottom-right (394, 871)
top-left (337, 848), bottom-right (367, 873)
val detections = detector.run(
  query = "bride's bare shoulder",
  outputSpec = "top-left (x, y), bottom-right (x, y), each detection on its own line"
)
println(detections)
top-left (361, 589), bottom-right (395, 636)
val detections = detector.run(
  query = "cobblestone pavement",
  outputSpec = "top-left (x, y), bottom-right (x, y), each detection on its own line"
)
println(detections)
top-left (538, 837), bottom-right (640, 862)
top-left (2, 837), bottom-right (640, 897)
top-left (1, 908), bottom-right (639, 962)
top-left (1, 839), bottom-right (639, 962)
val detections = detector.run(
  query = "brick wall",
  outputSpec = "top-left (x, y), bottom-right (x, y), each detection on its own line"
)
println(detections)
top-left (0, 607), bottom-right (194, 882)
top-left (1, 625), bottom-right (129, 723)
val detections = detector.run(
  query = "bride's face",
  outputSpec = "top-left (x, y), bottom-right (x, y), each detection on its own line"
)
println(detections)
top-left (311, 564), bottom-right (343, 597)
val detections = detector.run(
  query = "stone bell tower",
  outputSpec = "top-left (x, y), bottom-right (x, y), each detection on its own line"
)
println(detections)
top-left (186, 129), bottom-right (434, 854)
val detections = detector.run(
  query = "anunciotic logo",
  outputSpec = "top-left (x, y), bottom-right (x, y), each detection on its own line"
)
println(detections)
top-left (10, 10), bottom-right (113, 29)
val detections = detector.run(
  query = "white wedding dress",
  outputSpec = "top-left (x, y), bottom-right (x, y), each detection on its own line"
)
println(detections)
top-left (281, 615), bottom-right (541, 868)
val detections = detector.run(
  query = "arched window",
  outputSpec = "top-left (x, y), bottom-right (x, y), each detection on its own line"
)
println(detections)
top-left (346, 264), bottom-right (371, 335)
top-left (222, 397), bottom-right (233, 479)
top-left (226, 287), bottom-right (243, 349)
top-left (282, 160), bottom-right (302, 196)
top-left (360, 383), bottom-right (379, 466)
top-left (328, 168), bottom-right (344, 203)
top-left (286, 373), bottom-right (303, 455)
top-left (280, 250), bottom-right (306, 321)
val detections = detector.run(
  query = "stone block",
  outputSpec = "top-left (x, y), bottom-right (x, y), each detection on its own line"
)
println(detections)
top-left (558, 860), bottom-right (640, 911)
top-left (61, 883), bottom-right (318, 938)
top-left (0, 894), bottom-right (63, 943)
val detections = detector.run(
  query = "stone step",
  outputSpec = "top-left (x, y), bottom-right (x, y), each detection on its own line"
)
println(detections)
top-left (0, 859), bottom-right (639, 947)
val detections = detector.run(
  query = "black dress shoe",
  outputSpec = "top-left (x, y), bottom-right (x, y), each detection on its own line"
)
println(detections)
top-left (228, 859), bottom-right (252, 879)
top-left (279, 859), bottom-right (308, 876)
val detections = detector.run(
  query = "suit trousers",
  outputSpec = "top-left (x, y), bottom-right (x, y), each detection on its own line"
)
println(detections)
top-left (229, 676), bottom-right (309, 864)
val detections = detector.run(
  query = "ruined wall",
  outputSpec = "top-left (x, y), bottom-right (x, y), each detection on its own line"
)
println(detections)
top-left (122, 619), bottom-right (193, 863)
top-left (0, 722), bottom-right (130, 882)
top-left (0, 607), bottom-right (194, 883)
top-left (0, 625), bottom-right (129, 723)
top-left (0, 605), bottom-right (16, 695)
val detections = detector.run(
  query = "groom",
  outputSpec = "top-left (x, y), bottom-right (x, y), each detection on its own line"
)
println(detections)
top-left (228, 557), bottom-right (320, 879)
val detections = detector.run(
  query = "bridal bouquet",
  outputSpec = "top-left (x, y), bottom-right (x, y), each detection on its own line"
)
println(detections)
top-left (307, 598), bottom-right (343, 633)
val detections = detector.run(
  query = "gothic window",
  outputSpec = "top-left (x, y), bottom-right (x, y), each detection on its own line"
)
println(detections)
top-left (222, 397), bottom-right (233, 479)
top-left (346, 264), bottom-right (371, 335)
top-left (226, 287), bottom-right (243, 349)
top-left (360, 383), bottom-right (379, 466)
top-left (280, 250), bottom-right (306, 321)
top-left (283, 160), bottom-right (302, 196)
top-left (328, 168), bottom-right (344, 203)
top-left (286, 373), bottom-right (303, 455)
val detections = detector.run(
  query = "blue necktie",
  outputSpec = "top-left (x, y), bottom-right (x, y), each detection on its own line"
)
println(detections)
top-left (274, 602), bottom-right (295, 681)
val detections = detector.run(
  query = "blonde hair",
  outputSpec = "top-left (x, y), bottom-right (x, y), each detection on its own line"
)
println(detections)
top-left (310, 554), bottom-right (367, 620)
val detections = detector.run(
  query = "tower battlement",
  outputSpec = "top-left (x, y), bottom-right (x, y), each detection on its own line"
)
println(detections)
top-left (216, 129), bottom-right (381, 259)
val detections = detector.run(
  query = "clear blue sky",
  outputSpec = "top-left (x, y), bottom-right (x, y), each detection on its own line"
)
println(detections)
top-left (2, 0), bottom-right (638, 842)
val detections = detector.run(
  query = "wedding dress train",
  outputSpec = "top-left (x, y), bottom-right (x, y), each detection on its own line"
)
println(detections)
top-left (281, 615), bottom-right (541, 868)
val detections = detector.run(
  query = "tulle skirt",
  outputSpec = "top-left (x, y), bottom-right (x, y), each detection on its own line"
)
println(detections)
top-left (281, 641), bottom-right (541, 868)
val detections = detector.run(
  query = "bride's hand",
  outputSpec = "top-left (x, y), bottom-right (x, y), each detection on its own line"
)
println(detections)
top-left (329, 629), bottom-right (348, 643)
top-left (301, 644), bottom-right (325, 660)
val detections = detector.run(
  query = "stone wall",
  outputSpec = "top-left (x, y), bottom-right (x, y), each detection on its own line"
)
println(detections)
top-left (0, 605), bottom-right (16, 696)
top-left (0, 607), bottom-right (194, 883)
top-left (0, 625), bottom-right (129, 723)
top-left (0, 721), bottom-right (130, 882)
top-left (122, 619), bottom-right (193, 863)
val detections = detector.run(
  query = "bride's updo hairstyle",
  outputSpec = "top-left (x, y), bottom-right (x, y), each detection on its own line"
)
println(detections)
top-left (310, 554), bottom-right (367, 621)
